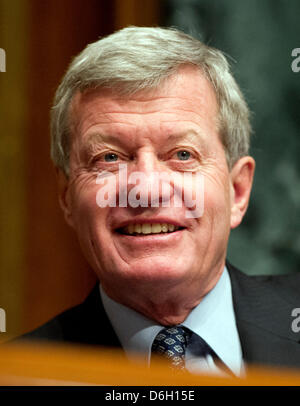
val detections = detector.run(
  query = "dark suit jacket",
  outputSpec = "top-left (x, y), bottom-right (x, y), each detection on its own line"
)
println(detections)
top-left (19, 263), bottom-right (300, 370)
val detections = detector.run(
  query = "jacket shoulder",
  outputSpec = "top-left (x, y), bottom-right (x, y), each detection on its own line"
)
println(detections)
top-left (13, 284), bottom-right (121, 348)
top-left (15, 300), bottom-right (88, 344)
top-left (227, 262), bottom-right (300, 368)
top-left (227, 262), bottom-right (300, 307)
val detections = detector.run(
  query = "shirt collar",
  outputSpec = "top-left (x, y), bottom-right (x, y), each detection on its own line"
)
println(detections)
top-left (100, 267), bottom-right (243, 375)
top-left (100, 284), bottom-right (162, 360)
top-left (182, 267), bottom-right (243, 375)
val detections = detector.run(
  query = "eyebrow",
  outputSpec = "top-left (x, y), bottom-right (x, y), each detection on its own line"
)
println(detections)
top-left (81, 133), bottom-right (125, 157)
top-left (164, 129), bottom-right (206, 146)
top-left (86, 128), bottom-right (205, 144)
top-left (82, 128), bottom-right (207, 158)
top-left (85, 133), bottom-right (123, 146)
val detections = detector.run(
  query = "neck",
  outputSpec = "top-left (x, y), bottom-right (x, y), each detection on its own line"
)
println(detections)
top-left (101, 265), bottom-right (224, 325)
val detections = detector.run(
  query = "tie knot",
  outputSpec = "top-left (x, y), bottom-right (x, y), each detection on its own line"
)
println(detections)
top-left (151, 326), bottom-right (191, 369)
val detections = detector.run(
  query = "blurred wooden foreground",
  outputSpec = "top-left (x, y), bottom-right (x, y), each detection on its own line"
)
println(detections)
top-left (1, 342), bottom-right (300, 386)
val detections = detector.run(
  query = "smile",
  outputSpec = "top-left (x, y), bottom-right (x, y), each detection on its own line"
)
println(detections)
top-left (117, 223), bottom-right (185, 236)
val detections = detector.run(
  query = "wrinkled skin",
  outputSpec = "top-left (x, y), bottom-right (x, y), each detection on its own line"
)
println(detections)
top-left (58, 66), bottom-right (255, 325)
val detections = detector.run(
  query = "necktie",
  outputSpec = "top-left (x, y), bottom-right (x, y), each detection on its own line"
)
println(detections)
top-left (151, 326), bottom-right (191, 369)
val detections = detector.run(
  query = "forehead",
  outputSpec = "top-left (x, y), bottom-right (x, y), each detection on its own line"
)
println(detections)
top-left (69, 65), bottom-right (219, 144)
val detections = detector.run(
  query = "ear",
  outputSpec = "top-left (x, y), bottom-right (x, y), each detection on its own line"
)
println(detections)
top-left (230, 156), bottom-right (255, 229)
top-left (56, 168), bottom-right (75, 228)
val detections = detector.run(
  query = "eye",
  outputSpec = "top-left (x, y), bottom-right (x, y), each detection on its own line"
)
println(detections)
top-left (176, 150), bottom-right (191, 161)
top-left (104, 152), bottom-right (119, 162)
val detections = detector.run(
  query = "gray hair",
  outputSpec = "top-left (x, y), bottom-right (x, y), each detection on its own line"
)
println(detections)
top-left (50, 26), bottom-right (251, 175)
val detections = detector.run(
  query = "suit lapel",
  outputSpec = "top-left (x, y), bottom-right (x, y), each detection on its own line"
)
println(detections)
top-left (227, 262), bottom-right (300, 369)
top-left (72, 267), bottom-right (300, 369)
top-left (61, 284), bottom-right (123, 349)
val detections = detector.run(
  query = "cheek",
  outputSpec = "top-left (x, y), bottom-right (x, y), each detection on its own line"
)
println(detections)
top-left (69, 182), bottom-right (113, 268)
top-left (202, 174), bottom-right (232, 227)
top-left (189, 176), bottom-right (231, 266)
top-left (70, 175), bottom-right (106, 232)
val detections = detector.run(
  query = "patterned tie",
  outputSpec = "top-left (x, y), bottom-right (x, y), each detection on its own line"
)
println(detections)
top-left (151, 326), bottom-right (191, 369)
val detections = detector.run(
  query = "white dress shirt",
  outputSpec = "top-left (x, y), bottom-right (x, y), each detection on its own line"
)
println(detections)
top-left (100, 267), bottom-right (244, 376)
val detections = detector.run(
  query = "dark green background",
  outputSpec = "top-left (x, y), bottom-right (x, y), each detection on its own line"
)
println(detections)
top-left (163, 0), bottom-right (300, 275)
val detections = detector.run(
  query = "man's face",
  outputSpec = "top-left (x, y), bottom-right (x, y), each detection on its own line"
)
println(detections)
top-left (61, 66), bottom-right (252, 323)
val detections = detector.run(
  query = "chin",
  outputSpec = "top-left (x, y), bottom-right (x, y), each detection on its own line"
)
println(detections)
top-left (119, 257), bottom-right (191, 284)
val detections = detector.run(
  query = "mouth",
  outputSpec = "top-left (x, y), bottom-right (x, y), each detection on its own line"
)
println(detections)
top-left (116, 223), bottom-right (185, 236)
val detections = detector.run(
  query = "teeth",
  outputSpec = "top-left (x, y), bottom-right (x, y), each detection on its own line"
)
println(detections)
top-left (123, 223), bottom-right (180, 235)
top-left (135, 224), bottom-right (142, 234)
top-left (161, 223), bottom-right (168, 233)
top-left (168, 224), bottom-right (175, 232)
top-left (151, 223), bottom-right (162, 233)
top-left (142, 224), bottom-right (152, 234)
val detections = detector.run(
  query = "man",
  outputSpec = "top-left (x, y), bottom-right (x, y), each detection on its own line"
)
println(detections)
top-left (20, 26), bottom-right (300, 376)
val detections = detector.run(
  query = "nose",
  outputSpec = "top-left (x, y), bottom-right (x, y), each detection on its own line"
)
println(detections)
top-left (127, 151), bottom-right (174, 208)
